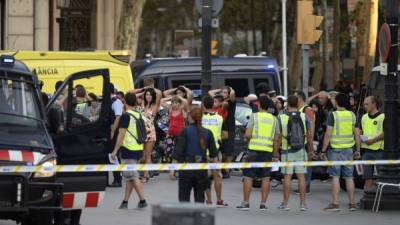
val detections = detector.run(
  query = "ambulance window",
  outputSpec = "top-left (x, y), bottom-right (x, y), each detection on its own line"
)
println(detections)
top-left (225, 79), bottom-right (249, 97)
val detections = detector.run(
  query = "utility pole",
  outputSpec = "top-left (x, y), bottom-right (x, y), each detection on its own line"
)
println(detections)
top-left (302, 44), bottom-right (310, 97)
top-left (201, 0), bottom-right (212, 96)
top-left (281, 0), bottom-right (288, 97)
top-left (360, 0), bottom-right (400, 210)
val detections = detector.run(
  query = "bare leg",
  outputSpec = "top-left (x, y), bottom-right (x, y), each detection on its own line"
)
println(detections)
top-left (260, 177), bottom-right (270, 204)
top-left (345, 178), bottom-right (355, 204)
top-left (132, 178), bottom-right (146, 200)
top-left (243, 177), bottom-right (253, 202)
top-left (283, 174), bottom-right (292, 205)
top-left (364, 179), bottom-right (374, 190)
top-left (297, 173), bottom-right (306, 205)
top-left (206, 188), bottom-right (212, 204)
top-left (331, 177), bottom-right (340, 205)
top-left (144, 141), bottom-right (155, 179)
top-left (214, 170), bottom-right (223, 202)
top-left (123, 180), bottom-right (134, 202)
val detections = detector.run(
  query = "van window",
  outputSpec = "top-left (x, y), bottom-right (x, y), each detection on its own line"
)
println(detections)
top-left (171, 79), bottom-right (201, 90)
top-left (225, 79), bottom-right (249, 97)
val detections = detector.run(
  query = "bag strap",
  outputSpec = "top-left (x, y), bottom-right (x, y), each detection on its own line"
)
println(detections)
top-left (126, 113), bottom-right (140, 143)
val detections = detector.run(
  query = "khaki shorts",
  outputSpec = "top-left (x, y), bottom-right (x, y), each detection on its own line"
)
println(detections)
top-left (121, 159), bottom-right (140, 181)
top-left (281, 148), bottom-right (308, 175)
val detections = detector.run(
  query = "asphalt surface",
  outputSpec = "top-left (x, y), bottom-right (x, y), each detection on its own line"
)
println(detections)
top-left (1, 173), bottom-right (399, 225)
top-left (81, 173), bottom-right (399, 225)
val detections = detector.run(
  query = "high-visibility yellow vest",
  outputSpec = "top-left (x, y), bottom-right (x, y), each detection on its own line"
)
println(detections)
top-left (279, 112), bottom-right (307, 151)
top-left (331, 110), bottom-right (355, 149)
top-left (202, 112), bottom-right (223, 149)
top-left (122, 110), bottom-right (144, 151)
top-left (299, 105), bottom-right (308, 113)
top-left (248, 112), bottom-right (276, 152)
top-left (361, 113), bottom-right (384, 150)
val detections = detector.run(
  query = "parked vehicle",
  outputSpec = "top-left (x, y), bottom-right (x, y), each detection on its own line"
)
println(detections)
top-left (131, 56), bottom-right (281, 98)
top-left (0, 50), bottom-right (134, 94)
top-left (0, 55), bottom-right (111, 225)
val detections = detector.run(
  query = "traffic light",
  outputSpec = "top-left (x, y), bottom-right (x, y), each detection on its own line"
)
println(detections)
top-left (297, 0), bottom-right (323, 44)
top-left (211, 40), bottom-right (218, 55)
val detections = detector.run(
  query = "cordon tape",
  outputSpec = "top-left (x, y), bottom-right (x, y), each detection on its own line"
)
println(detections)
top-left (0, 160), bottom-right (400, 173)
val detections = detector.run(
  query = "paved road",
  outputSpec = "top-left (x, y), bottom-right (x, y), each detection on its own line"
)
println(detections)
top-left (80, 173), bottom-right (399, 225)
top-left (1, 173), bottom-right (398, 225)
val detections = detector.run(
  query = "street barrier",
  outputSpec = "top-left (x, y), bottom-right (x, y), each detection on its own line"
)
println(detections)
top-left (1, 160), bottom-right (400, 173)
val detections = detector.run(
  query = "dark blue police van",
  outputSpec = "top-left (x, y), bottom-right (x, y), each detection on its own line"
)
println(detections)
top-left (131, 56), bottom-right (281, 97)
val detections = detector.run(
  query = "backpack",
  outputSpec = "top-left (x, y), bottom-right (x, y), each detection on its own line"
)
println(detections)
top-left (286, 112), bottom-right (305, 150)
top-left (126, 112), bottom-right (148, 144)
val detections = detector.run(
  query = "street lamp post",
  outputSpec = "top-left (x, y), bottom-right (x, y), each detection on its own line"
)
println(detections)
top-left (201, 0), bottom-right (212, 96)
top-left (281, 0), bottom-right (288, 97)
top-left (360, 0), bottom-right (400, 210)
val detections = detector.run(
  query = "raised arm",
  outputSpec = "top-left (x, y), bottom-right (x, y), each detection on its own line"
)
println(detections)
top-left (163, 87), bottom-right (177, 97)
top-left (154, 88), bottom-right (162, 109)
top-left (160, 96), bottom-right (172, 110)
top-left (229, 87), bottom-right (236, 102)
top-left (131, 88), bottom-right (144, 94)
top-left (183, 86), bottom-right (193, 106)
top-left (176, 95), bottom-right (189, 112)
top-left (208, 88), bottom-right (221, 97)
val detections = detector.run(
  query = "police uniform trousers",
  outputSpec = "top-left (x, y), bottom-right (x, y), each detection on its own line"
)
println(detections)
top-left (178, 170), bottom-right (208, 203)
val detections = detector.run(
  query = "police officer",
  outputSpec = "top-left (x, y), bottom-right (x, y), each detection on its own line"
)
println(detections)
top-left (202, 96), bottom-right (228, 207)
top-left (277, 95), bottom-right (312, 211)
top-left (356, 96), bottom-right (384, 190)
top-left (237, 96), bottom-right (280, 211)
top-left (321, 93), bottom-right (360, 211)
top-left (172, 107), bottom-right (218, 203)
top-left (111, 92), bottom-right (147, 209)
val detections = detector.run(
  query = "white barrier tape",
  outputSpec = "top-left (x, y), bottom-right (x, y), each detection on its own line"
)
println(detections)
top-left (0, 160), bottom-right (400, 173)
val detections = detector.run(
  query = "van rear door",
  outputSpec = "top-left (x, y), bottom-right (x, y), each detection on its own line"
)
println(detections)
top-left (46, 69), bottom-right (110, 209)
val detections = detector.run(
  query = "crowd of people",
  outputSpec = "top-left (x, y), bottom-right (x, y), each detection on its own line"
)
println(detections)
top-left (59, 78), bottom-right (384, 212)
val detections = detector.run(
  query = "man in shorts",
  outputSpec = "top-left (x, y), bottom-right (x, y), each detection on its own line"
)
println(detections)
top-left (277, 95), bottom-right (312, 211)
top-left (321, 93), bottom-right (360, 211)
top-left (356, 96), bottom-right (384, 190)
top-left (236, 96), bottom-right (280, 211)
top-left (111, 92), bottom-right (147, 209)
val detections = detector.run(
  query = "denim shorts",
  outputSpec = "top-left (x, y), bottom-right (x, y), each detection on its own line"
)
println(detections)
top-left (242, 151), bottom-right (272, 179)
top-left (362, 149), bottom-right (383, 179)
top-left (281, 148), bottom-right (308, 175)
top-left (327, 148), bottom-right (354, 178)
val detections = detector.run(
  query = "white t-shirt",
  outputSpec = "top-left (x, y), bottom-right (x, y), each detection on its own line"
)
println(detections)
top-left (112, 98), bottom-right (124, 117)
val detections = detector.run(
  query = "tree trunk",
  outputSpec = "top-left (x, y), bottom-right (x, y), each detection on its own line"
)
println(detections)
top-left (332, 0), bottom-right (341, 87)
top-left (363, 0), bottom-right (378, 84)
top-left (115, 0), bottom-right (146, 61)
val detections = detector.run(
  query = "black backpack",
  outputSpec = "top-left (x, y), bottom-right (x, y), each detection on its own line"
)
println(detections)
top-left (286, 112), bottom-right (306, 150)
top-left (126, 112), bottom-right (148, 144)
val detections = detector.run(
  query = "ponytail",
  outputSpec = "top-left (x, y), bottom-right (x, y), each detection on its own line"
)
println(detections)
top-left (189, 107), bottom-right (206, 151)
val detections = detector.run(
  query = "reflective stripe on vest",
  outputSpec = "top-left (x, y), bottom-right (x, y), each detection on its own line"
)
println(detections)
top-left (279, 112), bottom-right (307, 151)
top-left (249, 112), bottom-right (275, 152)
top-left (202, 113), bottom-right (223, 149)
top-left (331, 110), bottom-right (355, 149)
top-left (122, 110), bottom-right (143, 151)
top-left (361, 113), bottom-right (384, 150)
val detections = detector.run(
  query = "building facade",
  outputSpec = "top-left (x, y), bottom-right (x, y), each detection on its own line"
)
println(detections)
top-left (0, 0), bottom-right (122, 51)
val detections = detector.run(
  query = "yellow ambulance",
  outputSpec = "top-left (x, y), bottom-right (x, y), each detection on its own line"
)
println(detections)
top-left (0, 51), bottom-right (134, 94)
